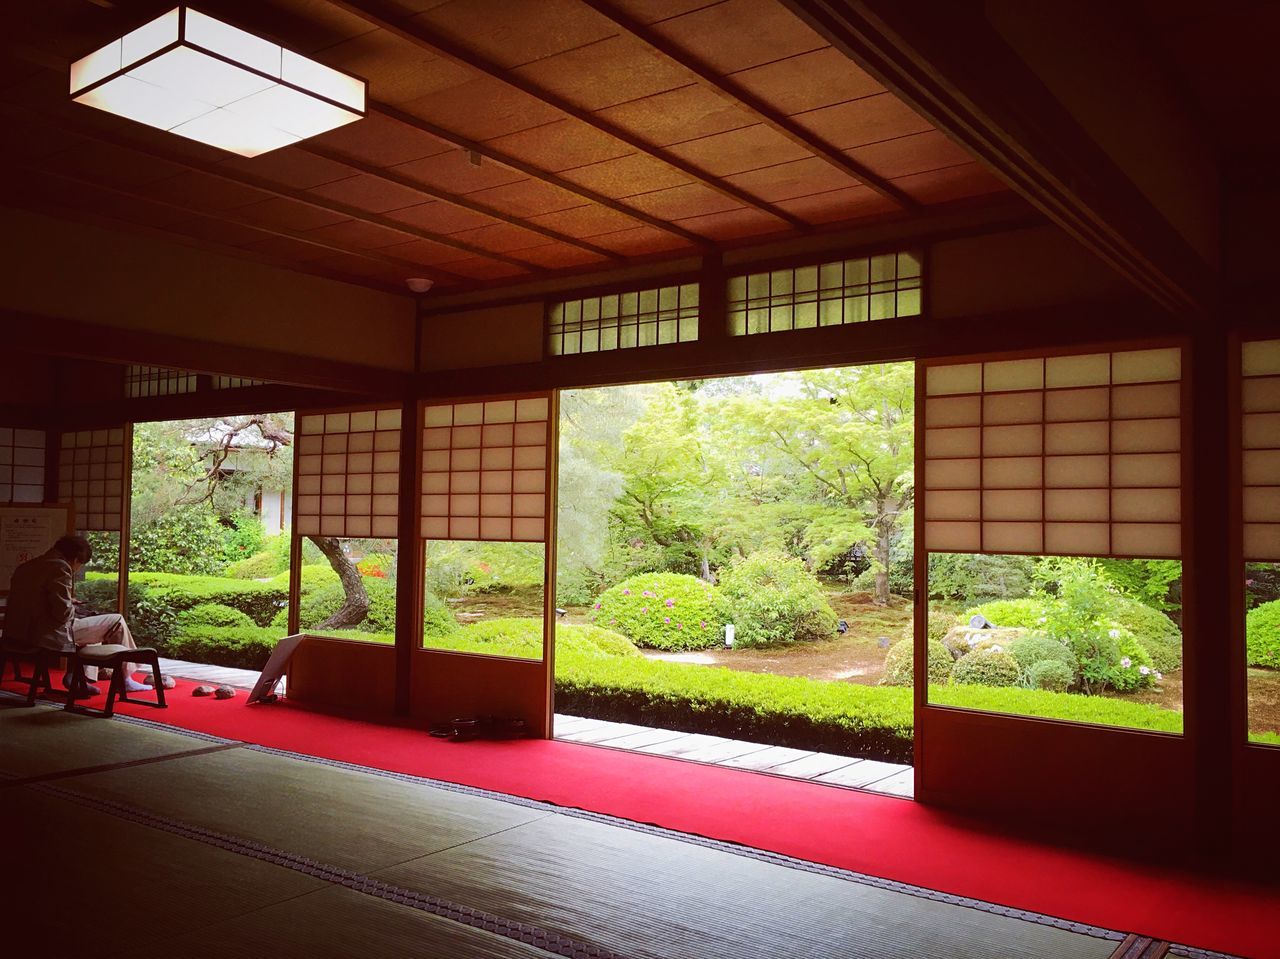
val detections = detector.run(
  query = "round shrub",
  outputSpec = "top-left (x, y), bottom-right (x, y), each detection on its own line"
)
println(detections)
top-left (225, 550), bottom-right (281, 580)
top-left (881, 638), bottom-right (952, 686)
top-left (1005, 634), bottom-right (1077, 675)
top-left (1248, 600), bottom-right (1280, 668)
top-left (1107, 631), bottom-right (1157, 691)
top-left (1111, 595), bottom-right (1182, 672)
top-left (422, 591), bottom-right (456, 639)
top-left (927, 610), bottom-right (958, 643)
top-left (951, 648), bottom-right (1020, 687)
top-left (268, 565), bottom-right (339, 594)
top-left (592, 572), bottom-right (723, 651)
top-left (179, 603), bottom-right (254, 630)
top-left (966, 598), bottom-right (1046, 630)
top-left (1028, 659), bottom-right (1074, 692)
top-left (716, 550), bottom-right (837, 649)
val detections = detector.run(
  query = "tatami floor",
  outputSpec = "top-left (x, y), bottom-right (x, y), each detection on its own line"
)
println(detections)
top-left (0, 696), bottom-right (1219, 959)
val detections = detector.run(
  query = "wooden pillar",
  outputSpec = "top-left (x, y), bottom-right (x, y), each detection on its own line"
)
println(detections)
top-left (393, 397), bottom-right (421, 716)
top-left (1184, 325), bottom-right (1232, 860)
top-left (698, 252), bottom-right (727, 346)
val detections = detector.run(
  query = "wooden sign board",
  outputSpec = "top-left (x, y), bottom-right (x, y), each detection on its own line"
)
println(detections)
top-left (0, 504), bottom-right (73, 595)
top-left (246, 634), bottom-right (306, 704)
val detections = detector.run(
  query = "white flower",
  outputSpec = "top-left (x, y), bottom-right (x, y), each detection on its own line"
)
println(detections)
top-left (1155, 671), bottom-right (1163, 680)
top-left (1139, 665), bottom-right (1151, 676)
top-left (1108, 629), bottom-right (1121, 640)
top-left (989, 645), bottom-right (1003, 653)
top-left (1120, 656), bottom-right (1132, 668)
top-left (1036, 617), bottom-right (1047, 625)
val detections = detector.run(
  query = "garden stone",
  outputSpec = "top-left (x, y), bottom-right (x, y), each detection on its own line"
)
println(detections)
top-left (877, 636), bottom-right (890, 649)
top-left (192, 685), bottom-right (215, 697)
top-left (214, 685), bottom-right (237, 700)
top-left (941, 625), bottom-right (1026, 661)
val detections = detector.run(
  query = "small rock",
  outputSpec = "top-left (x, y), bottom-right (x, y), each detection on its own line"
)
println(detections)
top-left (192, 685), bottom-right (215, 697)
top-left (877, 635), bottom-right (891, 649)
top-left (214, 685), bottom-right (236, 700)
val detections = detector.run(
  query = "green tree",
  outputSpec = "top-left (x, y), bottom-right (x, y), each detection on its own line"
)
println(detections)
top-left (726, 363), bottom-right (914, 605)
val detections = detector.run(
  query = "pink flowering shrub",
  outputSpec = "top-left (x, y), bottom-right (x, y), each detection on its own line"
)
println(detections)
top-left (591, 572), bottom-right (723, 650)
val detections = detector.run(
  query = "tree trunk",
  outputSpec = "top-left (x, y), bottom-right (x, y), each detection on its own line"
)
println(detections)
top-left (873, 522), bottom-right (892, 607)
top-left (310, 536), bottom-right (370, 629)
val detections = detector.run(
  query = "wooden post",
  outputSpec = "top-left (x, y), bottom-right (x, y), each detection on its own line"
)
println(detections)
top-left (117, 423), bottom-right (133, 616)
top-left (393, 397), bottom-right (421, 716)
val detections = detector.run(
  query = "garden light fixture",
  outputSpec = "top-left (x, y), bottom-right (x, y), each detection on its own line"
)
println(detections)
top-left (69, 6), bottom-right (365, 157)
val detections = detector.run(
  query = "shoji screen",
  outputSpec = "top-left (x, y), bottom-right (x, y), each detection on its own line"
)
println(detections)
top-left (922, 347), bottom-right (1182, 558)
top-left (58, 428), bottom-right (126, 531)
top-left (1243, 339), bottom-right (1280, 561)
top-left (421, 395), bottom-right (550, 542)
top-left (294, 408), bottom-right (401, 538)
top-left (0, 428), bottom-right (46, 504)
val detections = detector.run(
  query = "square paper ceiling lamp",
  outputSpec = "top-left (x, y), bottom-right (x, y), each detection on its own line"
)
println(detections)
top-left (69, 7), bottom-right (365, 157)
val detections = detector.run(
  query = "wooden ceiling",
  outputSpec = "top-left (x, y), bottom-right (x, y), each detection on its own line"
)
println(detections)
top-left (1, 0), bottom-right (1008, 294)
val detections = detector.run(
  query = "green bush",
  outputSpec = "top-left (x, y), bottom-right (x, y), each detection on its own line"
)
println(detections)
top-left (927, 609), bottom-right (958, 643)
top-left (425, 541), bottom-right (544, 597)
top-left (1111, 595), bottom-right (1182, 672)
top-left (1027, 659), bottom-right (1073, 692)
top-left (965, 597), bottom-right (1045, 630)
top-left (951, 648), bottom-right (1020, 687)
top-left (1246, 600), bottom-right (1280, 669)
top-left (168, 625), bottom-right (279, 671)
top-left (881, 638), bottom-right (952, 686)
top-left (716, 550), bottom-right (837, 648)
top-left (267, 565), bottom-right (339, 594)
top-left (129, 507), bottom-right (233, 576)
top-left (928, 553), bottom-right (1039, 605)
top-left (436, 618), bottom-right (638, 659)
top-left (178, 604), bottom-right (254, 630)
top-left (592, 572), bottom-right (722, 651)
top-left (1005, 634), bottom-right (1077, 677)
top-left (225, 550), bottom-right (281, 580)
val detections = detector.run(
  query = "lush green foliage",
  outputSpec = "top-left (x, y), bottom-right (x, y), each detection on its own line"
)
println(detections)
top-left (881, 638), bottom-right (952, 686)
top-left (966, 598), bottom-right (1045, 630)
top-left (424, 541), bottom-right (544, 597)
top-left (168, 625), bottom-right (279, 670)
top-left (225, 549), bottom-right (283, 580)
top-left (927, 553), bottom-right (1038, 606)
top-left (1110, 595), bottom-right (1182, 672)
top-left (298, 579), bottom-right (397, 633)
top-left (951, 648), bottom-right (1020, 687)
top-left (715, 550), bottom-right (836, 648)
top-left (1246, 600), bottom-right (1280, 669)
top-left (1005, 634), bottom-right (1077, 677)
top-left (431, 618), bottom-right (638, 659)
top-left (129, 507), bottom-right (233, 575)
top-left (1098, 558), bottom-right (1181, 612)
top-left (592, 572), bottom-right (722, 650)
top-left (178, 603), bottom-right (255, 630)
top-left (1027, 659), bottom-right (1073, 692)
top-left (929, 684), bottom-right (1184, 733)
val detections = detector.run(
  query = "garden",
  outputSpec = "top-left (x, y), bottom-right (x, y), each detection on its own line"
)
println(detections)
top-left (101, 378), bottom-right (1280, 762)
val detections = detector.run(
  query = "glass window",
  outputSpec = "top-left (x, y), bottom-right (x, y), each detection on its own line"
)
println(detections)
top-left (548, 283), bottom-right (698, 356)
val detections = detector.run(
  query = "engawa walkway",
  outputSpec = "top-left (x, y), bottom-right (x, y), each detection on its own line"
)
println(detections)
top-left (156, 657), bottom-right (914, 799)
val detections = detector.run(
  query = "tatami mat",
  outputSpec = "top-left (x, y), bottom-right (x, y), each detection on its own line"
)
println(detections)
top-left (0, 701), bottom-right (209, 780)
top-left (62, 744), bottom-right (551, 873)
top-left (111, 884), bottom-right (556, 959)
top-left (375, 812), bottom-right (1116, 959)
top-left (0, 786), bottom-right (326, 954)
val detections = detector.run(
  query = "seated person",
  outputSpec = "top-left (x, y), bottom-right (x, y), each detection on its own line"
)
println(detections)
top-left (4, 535), bottom-right (161, 697)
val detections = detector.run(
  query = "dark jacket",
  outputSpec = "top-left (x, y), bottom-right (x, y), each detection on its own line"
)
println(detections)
top-left (2, 548), bottom-right (76, 652)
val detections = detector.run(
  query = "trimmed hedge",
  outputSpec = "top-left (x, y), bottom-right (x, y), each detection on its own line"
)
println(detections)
top-left (168, 625), bottom-right (279, 671)
top-left (592, 572), bottom-right (723, 651)
top-left (1246, 600), bottom-right (1280, 669)
top-left (930, 684), bottom-right (1184, 734)
top-left (881, 638), bottom-right (952, 686)
top-left (178, 604), bottom-right (254, 629)
top-left (1028, 660), bottom-right (1073, 692)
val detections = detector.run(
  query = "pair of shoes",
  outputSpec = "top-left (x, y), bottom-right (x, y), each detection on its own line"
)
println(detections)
top-left (61, 673), bottom-right (100, 699)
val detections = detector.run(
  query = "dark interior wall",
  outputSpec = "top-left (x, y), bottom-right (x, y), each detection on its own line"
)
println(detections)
top-left (0, 207), bottom-right (417, 372)
top-left (986, 0), bottom-right (1220, 268)
top-left (0, 351), bottom-right (56, 409)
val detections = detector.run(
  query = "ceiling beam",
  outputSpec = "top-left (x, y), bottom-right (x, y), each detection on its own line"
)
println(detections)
top-left (579, 0), bottom-right (918, 212)
top-left (371, 101), bottom-right (714, 251)
top-left (9, 159), bottom-right (467, 287)
top-left (0, 310), bottom-right (412, 394)
top-left (296, 141), bottom-right (625, 263)
top-left (18, 105), bottom-right (550, 276)
top-left (778, 0), bottom-right (1213, 320)
top-left (326, 0), bottom-right (812, 231)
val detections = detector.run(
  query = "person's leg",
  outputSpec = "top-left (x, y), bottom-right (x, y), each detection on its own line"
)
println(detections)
top-left (69, 614), bottom-right (120, 683)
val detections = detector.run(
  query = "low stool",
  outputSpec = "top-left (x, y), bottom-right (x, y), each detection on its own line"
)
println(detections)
top-left (65, 645), bottom-right (166, 718)
top-left (0, 641), bottom-right (55, 706)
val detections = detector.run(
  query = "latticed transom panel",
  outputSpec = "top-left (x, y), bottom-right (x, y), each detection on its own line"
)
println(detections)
top-left (125, 365), bottom-right (197, 398)
top-left (421, 396), bottom-right (550, 542)
top-left (728, 251), bottom-right (921, 336)
top-left (295, 408), bottom-right (402, 538)
top-left (58, 428), bottom-right (125, 531)
top-left (922, 347), bottom-right (1182, 558)
top-left (548, 283), bottom-right (699, 356)
top-left (1243, 339), bottom-right (1280, 561)
top-left (0, 428), bottom-right (45, 504)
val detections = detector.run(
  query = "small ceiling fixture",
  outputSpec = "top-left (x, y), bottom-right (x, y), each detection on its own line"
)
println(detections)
top-left (69, 6), bottom-right (366, 157)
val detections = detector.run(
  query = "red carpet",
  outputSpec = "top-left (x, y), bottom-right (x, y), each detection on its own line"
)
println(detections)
top-left (7, 677), bottom-right (1277, 958)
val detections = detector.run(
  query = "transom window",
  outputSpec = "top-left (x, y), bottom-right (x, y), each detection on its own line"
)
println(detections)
top-left (548, 283), bottom-right (698, 356)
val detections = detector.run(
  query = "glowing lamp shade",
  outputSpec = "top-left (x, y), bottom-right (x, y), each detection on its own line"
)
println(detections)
top-left (69, 7), bottom-right (365, 157)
